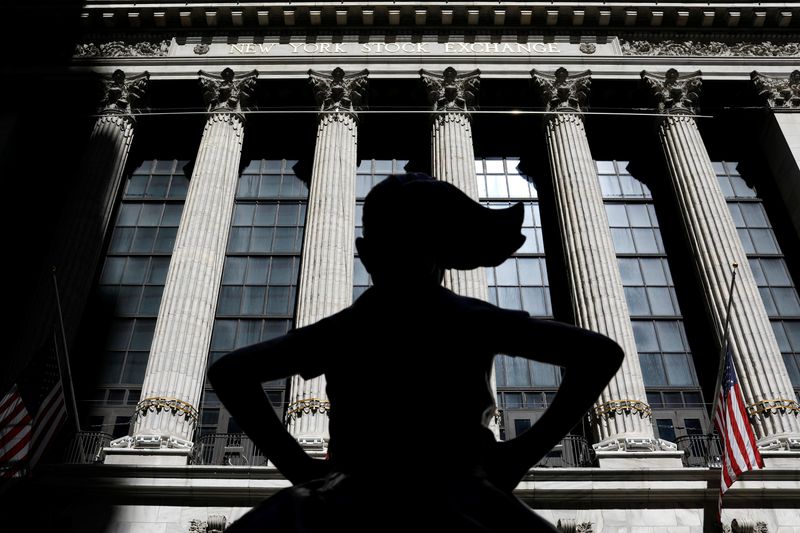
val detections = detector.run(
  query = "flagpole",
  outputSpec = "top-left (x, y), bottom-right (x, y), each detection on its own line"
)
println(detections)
top-left (711, 263), bottom-right (738, 423)
top-left (51, 267), bottom-right (81, 434)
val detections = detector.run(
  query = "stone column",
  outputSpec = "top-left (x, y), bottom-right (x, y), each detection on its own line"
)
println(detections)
top-left (532, 69), bottom-right (674, 462)
top-left (643, 69), bottom-right (800, 452)
top-left (751, 70), bottom-right (800, 239)
top-left (287, 68), bottom-right (368, 448)
top-left (107, 68), bottom-right (258, 463)
top-left (420, 67), bottom-right (489, 301)
top-left (9, 70), bottom-right (149, 391)
top-left (419, 68), bottom-right (503, 436)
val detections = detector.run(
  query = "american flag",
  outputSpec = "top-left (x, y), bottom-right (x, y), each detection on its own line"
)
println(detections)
top-left (0, 342), bottom-right (68, 478)
top-left (713, 345), bottom-right (764, 517)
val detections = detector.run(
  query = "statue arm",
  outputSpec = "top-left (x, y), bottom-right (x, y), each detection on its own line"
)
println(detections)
top-left (483, 314), bottom-right (624, 491)
top-left (207, 320), bottom-right (335, 484)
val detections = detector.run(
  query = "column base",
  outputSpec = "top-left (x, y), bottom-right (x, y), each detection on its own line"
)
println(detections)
top-left (593, 436), bottom-right (684, 468)
top-left (760, 450), bottom-right (800, 469)
top-left (297, 435), bottom-right (328, 457)
top-left (594, 449), bottom-right (685, 469)
top-left (104, 434), bottom-right (194, 465)
top-left (103, 447), bottom-right (192, 466)
top-left (757, 434), bottom-right (800, 452)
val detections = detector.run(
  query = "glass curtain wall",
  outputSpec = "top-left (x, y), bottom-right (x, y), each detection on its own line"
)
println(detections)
top-left (87, 159), bottom-right (188, 438)
top-left (199, 159), bottom-right (308, 436)
top-left (476, 157), bottom-right (558, 440)
top-left (716, 161), bottom-right (800, 402)
top-left (597, 160), bottom-right (708, 443)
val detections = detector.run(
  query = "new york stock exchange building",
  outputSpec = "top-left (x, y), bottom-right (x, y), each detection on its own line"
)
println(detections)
top-left (3, 1), bottom-right (800, 532)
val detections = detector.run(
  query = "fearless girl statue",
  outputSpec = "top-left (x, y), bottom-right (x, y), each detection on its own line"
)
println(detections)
top-left (209, 173), bottom-right (624, 532)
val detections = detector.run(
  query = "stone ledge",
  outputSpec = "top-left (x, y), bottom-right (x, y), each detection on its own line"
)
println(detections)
top-left (31, 464), bottom-right (800, 509)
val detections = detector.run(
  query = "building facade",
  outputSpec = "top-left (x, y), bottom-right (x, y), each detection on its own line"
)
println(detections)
top-left (3, 1), bottom-right (800, 531)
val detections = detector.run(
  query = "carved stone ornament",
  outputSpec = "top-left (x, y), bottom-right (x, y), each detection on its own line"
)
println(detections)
top-left (621, 40), bottom-right (800, 57)
top-left (193, 43), bottom-right (210, 55)
top-left (199, 68), bottom-right (258, 113)
top-left (286, 397), bottom-right (331, 419)
top-left (532, 67), bottom-right (592, 113)
top-left (74, 40), bottom-right (170, 57)
top-left (308, 67), bottom-right (369, 114)
top-left (641, 69), bottom-right (702, 115)
top-left (134, 396), bottom-right (199, 424)
top-left (593, 398), bottom-right (652, 419)
top-left (579, 43), bottom-right (596, 55)
top-left (751, 70), bottom-right (800, 109)
top-left (188, 515), bottom-right (227, 533)
top-left (420, 67), bottom-right (481, 113)
top-left (729, 519), bottom-right (769, 533)
top-left (206, 515), bottom-right (227, 533)
top-left (100, 70), bottom-right (150, 114)
top-left (557, 519), bottom-right (594, 533)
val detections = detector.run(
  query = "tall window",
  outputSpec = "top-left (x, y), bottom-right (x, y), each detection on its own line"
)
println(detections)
top-left (89, 159), bottom-right (188, 438)
top-left (200, 159), bottom-right (308, 436)
top-left (717, 161), bottom-right (800, 402)
top-left (477, 157), bottom-right (558, 439)
top-left (598, 160), bottom-right (707, 443)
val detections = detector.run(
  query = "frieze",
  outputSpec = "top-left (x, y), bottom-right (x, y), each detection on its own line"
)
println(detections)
top-left (621, 39), bottom-right (800, 57)
top-left (74, 40), bottom-right (170, 57)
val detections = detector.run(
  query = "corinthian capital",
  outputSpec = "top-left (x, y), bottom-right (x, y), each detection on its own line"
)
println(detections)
top-left (641, 68), bottom-right (702, 115)
top-left (532, 67), bottom-right (592, 113)
top-left (308, 67), bottom-right (369, 113)
top-left (198, 68), bottom-right (258, 113)
top-left (420, 67), bottom-right (481, 112)
top-left (752, 70), bottom-right (800, 109)
top-left (100, 69), bottom-right (150, 114)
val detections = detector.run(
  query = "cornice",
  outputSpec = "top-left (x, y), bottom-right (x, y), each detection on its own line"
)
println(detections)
top-left (32, 463), bottom-right (800, 508)
top-left (76, 2), bottom-right (800, 32)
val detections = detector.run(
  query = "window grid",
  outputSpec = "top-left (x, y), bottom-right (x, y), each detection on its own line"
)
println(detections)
top-left (202, 160), bottom-right (309, 434)
top-left (477, 157), bottom-right (560, 402)
top-left (716, 161), bottom-right (800, 399)
top-left (599, 160), bottom-right (703, 409)
top-left (84, 159), bottom-right (188, 432)
top-left (97, 160), bottom-right (188, 394)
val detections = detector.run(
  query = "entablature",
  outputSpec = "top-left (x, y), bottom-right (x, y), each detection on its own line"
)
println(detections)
top-left (77, 2), bottom-right (800, 32)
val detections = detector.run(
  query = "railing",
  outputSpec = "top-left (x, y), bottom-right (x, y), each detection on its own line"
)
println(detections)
top-left (534, 435), bottom-right (594, 468)
top-left (63, 431), bottom-right (112, 464)
top-left (192, 433), bottom-right (593, 468)
top-left (676, 434), bottom-right (722, 468)
top-left (192, 433), bottom-right (268, 466)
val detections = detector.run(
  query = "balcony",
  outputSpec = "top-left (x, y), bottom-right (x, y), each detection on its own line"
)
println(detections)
top-left (63, 431), bottom-right (112, 464)
top-left (192, 432), bottom-right (268, 466)
top-left (675, 434), bottom-right (722, 468)
top-left (192, 433), bottom-right (594, 468)
top-left (534, 435), bottom-right (594, 468)
top-left (60, 431), bottom-right (593, 468)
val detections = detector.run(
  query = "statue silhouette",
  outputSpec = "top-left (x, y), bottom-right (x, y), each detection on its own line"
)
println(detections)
top-left (208, 173), bottom-right (624, 532)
